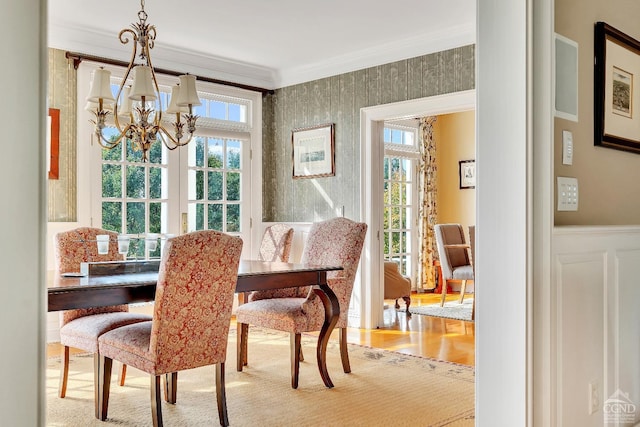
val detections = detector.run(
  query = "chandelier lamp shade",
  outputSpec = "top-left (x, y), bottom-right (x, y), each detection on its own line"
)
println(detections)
top-left (87, 0), bottom-right (201, 162)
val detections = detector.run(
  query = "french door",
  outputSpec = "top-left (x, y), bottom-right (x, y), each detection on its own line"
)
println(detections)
top-left (382, 122), bottom-right (419, 286)
top-left (80, 62), bottom-right (261, 259)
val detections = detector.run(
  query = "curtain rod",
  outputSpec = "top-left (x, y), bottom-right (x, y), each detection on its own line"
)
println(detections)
top-left (65, 51), bottom-right (274, 95)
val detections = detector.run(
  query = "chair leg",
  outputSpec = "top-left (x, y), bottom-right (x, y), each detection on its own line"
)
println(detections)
top-left (216, 363), bottom-right (229, 427)
top-left (402, 295), bottom-right (411, 314)
top-left (299, 345), bottom-right (304, 362)
top-left (394, 299), bottom-right (400, 309)
top-left (151, 375), bottom-right (163, 427)
top-left (96, 355), bottom-right (113, 421)
top-left (118, 363), bottom-right (127, 386)
top-left (459, 280), bottom-right (467, 304)
top-left (472, 296), bottom-right (476, 321)
top-left (339, 327), bottom-right (351, 373)
top-left (163, 372), bottom-right (177, 404)
top-left (290, 333), bottom-right (301, 389)
top-left (58, 345), bottom-right (69, 398)
top-left (237, 323), bottom-right (248, 371)
top-left (440, 280), bottom-right (448, 306)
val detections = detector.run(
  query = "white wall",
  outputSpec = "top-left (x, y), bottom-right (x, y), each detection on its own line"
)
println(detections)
top-left (0, 0), bottom-right (47, 424)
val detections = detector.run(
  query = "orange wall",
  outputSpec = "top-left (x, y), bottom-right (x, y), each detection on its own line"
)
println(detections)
top-left (435, 110), bottom-right (476, 238)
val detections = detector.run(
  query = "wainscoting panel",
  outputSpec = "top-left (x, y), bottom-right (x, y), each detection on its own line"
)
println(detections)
top-left (553, 226), bottom-right (640, 426)
top-left (555, 251), bottom-right (604, 427)
top-left (611, 248), bottom-right (640, 417)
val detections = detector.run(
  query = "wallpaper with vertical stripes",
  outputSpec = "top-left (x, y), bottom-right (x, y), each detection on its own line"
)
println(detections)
top-left (262, 44), bottom-right (475, 222)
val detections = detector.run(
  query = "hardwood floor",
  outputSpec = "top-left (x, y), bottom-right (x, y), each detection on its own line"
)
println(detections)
top-left (362, 292), bottom-right (475, 366)
top-left (47, 292), bottom-right (475, 366)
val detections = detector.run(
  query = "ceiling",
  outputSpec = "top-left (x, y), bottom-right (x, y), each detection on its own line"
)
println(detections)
top-left (48, 0), bottom-right (476, 90)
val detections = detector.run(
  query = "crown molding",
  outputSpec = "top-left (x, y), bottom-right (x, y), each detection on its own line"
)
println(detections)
top-left (275, 23), bottom-right (476, 88)
top-left (48, 22), bottom-right (278, 90)
top-left (49, 21), bottom-right (475, 91)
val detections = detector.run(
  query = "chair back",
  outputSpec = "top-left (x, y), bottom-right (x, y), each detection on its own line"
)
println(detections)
top-left (249, 224), bottom-right (295, 301)
top-left (149, 230), bottom-right (243, 373)
top-left (54, 227), bottom-right (123, 274)
top-left (301, 217), bottom-right (367, 327)
top-left (258, 223), bottom-right (294, 262)
top-left (468, 225), bottom-right (476, 274)
top-left (434, 224), bottom-right (471, 280)
top-left (54, 227), bottom-right (126, 325)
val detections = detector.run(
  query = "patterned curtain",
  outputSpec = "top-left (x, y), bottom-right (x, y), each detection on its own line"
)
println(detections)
top-left (417, 116), bottom-right (438, 290)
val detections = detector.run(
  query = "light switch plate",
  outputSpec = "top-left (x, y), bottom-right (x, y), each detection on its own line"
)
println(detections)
top-left (562, 130), bottom-right (573, 165)
top-left (557, 177), bottom-right (578, 211)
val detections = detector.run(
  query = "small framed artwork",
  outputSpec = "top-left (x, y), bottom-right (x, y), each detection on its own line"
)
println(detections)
top-left (48, 108), bottom-right (60, 180)
top-left (292, 123), bottom-right (335, 179)
top-left (459, 160), bottom-right (475, 189)
top-left (594, 22), bottom-right (640, 154)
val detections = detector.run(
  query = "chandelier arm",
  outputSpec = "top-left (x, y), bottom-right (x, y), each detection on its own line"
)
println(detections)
top-left (157, 123), bottom-right (195, 149)
top-left (94, 123), bottom-right (132, 150)
top-left (111, 27), bottom-right (140, 134)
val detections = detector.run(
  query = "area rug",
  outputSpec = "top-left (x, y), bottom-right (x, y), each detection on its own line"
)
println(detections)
top-left (409, 299), bottom-right (474, 321)
top-left (46, 328), bottom-right (475, 426)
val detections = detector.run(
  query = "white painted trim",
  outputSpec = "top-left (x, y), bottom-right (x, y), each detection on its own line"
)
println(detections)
top-left (476, 0), bottom-right (529, 424)
top-left (277, 24), bottom-right (476, 88)
top-left (360, 90), bottom-right (476, 329)
top-left (532, 0), bottom-right (555, 425)
top-left (49, 21), bottom-right (475, 91)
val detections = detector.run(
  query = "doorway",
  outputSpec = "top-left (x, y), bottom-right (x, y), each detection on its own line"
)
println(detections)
top-left (358, 90), bottom-right (475, 329)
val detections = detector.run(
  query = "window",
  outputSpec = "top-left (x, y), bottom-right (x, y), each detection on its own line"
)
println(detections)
top-left (383, 122), bottom-right (419, 281)
top-left (78, 62), bottom-right (262, 259)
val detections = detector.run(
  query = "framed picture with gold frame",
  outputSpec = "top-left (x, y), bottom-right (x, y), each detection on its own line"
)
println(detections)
top-left (292, 123), bottom-right (335, 179)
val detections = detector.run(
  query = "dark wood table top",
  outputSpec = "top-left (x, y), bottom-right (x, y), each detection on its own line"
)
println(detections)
top-left (48, 260), bottom-right (342, 312)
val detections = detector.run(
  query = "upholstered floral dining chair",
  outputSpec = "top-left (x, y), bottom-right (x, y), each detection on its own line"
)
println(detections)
top-left (54, 227), bottom-right (152, 401)
top-left (236, 217), bottom-right (367, 389)
top-left (245, 223), bottom-right (295, 302)
top-left (97, 230), bottom-right (243, 427)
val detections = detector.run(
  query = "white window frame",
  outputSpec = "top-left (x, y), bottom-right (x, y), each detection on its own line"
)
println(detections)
top-left (382, 122), bottom-right (420, 287)
top-left (76, 61), bottom-right (263, 259)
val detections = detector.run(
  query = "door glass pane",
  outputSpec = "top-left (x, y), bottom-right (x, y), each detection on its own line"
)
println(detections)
top-left (149, 167), bottom-right (162, 199)
top-left (102, 164), bottom-right (122, 197)
top-left (194, 170), bottom-right (204, 200)
top-left (126, 202), bottom-right (145, 234)
top-left (149, 202), bottom-right (161, 234)
top-left (208, 204), bottom-right (223, 231)
top-left (126, 166), bottom-right (145, 198)
top-left (226, 172), bottom-right (240, 201)
top-left (208, 140), bottom-right (223, 167)
top-left (208, 171), bottom-right (223, 200)
top-left (226, 140), bottom-right (241, 169)
top-left (102, 202), bottom-right (122, 232)
top-left (226, 204), bottom-right (240, 232)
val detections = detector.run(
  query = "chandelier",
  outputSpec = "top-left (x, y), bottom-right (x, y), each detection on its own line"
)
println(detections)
top-left (86, 0), bottom-right (201, 162)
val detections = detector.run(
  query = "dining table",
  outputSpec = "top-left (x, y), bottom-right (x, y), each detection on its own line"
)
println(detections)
top-left (48, 260), bottom-right (343, 390)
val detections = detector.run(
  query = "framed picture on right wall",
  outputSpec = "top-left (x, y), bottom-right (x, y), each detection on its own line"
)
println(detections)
top-left (594, 22), bottom-right (640, 154)
top-left (459, 159), bottom-right (476, 189)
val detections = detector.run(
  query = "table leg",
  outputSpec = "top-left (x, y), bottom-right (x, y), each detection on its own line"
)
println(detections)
top-left (312, 277), bottom-right (340, 388)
